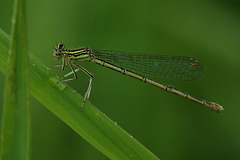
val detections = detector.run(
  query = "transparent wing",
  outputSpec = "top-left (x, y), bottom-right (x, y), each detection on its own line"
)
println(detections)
top-left (93, 50), bottom-right (202, 82)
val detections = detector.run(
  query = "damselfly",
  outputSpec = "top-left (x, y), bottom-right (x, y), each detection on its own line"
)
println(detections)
top-left (52, 43), bottom-right (223, 112)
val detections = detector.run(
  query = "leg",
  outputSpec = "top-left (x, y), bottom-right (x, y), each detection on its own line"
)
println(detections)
top-left (62, 68), bottom-right (81, 79)
top-left (52, 60), bottom-right (77, 87)
top-left (72, 62), bottom-right (93, 107)
top-left (50, 58), bottom-right (65, 70)
top-left (49, 64), bottom-right (61, 69)
top-left (59, 61), bottom-right (78, 83)
top-left (53, 60), bottom-right (93, 108)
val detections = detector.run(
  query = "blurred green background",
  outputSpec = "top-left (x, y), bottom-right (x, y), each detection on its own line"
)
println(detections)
top-left (0, 0), bottom-right (240, 159)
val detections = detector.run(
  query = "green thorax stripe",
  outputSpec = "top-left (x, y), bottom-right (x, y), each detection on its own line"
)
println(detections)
top-left (67, 48), bottom-right (92, 60)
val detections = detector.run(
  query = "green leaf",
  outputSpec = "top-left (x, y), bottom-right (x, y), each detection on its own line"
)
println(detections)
top-left (0, 0), bottom-right (30, 160)
top-left (0, 27), bottom-right (160, 159)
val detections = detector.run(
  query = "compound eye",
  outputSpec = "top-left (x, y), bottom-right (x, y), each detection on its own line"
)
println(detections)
top-left (57, 43), bottom-right (64, 50)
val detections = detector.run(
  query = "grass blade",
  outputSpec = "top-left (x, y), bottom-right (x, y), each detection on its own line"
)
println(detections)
top-left (0, 27), bottom-right (160, 159)
top-left (0, 0), bottom-right (30, 159)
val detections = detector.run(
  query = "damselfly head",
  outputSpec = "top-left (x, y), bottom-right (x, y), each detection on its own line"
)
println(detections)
top-left (53, 43), bottom-right (65, 58)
